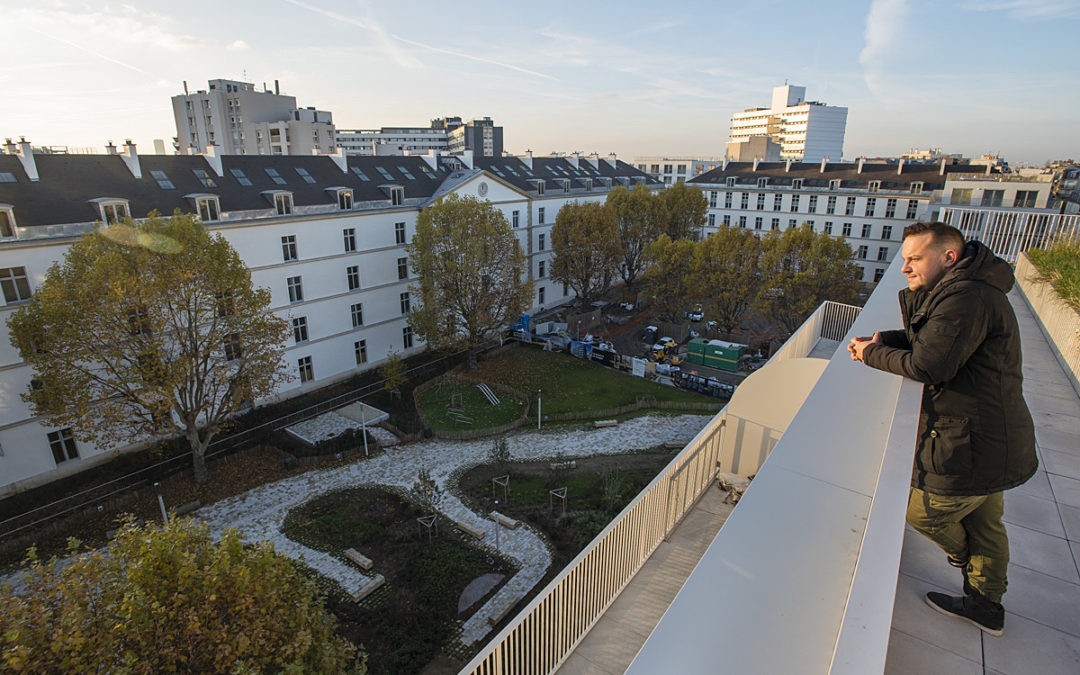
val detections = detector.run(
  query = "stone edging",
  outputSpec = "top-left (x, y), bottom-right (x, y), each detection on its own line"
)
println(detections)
top-left (1016, 252), bottom-right (1080, 398)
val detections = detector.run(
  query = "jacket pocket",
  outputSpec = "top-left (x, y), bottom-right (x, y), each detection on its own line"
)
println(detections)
top-left (923, 415), bottom-right (973, 475)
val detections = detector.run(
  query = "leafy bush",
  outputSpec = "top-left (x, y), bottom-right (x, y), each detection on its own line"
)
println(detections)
top-left (1029, 237), bottom-right (1080, 312)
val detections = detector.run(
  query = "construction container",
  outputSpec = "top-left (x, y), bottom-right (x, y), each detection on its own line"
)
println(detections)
top-left (685, 338), bottom-right (747, 371)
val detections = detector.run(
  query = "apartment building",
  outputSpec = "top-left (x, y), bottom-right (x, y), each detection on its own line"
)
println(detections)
top-left (336, 117), bottom-right (503, 157)
top-left (729, 84), bottom-right (848, 162)
top-left (0, 141), bottom-right (657, 495)
top-left (689, 158), bottom-right (1001, 282)
top-left (172, 78), bottom-right (337, 156)
top-left (633, 156), bottom-right (724, 185)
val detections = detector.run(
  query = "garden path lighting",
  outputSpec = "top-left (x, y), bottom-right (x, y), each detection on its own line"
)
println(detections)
top-left (154, 482), bottom-right (168, 524)
top-left (493, 499), bottom-right (500, 553)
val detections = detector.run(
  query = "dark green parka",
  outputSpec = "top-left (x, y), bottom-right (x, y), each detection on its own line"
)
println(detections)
top-left (863, 241), bottom-right (1038, 496)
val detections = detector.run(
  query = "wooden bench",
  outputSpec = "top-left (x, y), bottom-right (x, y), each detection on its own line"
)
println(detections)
top-left (593, 419), bottom-right (618, 428)
top-left (352, 574), bottom-right (385, 603)
top-left (343, 548), bottom-right (373, 571)
top-left (489, 511), bottom-right (520, 529)
top-left (456, 520), bottom-right (486, 540)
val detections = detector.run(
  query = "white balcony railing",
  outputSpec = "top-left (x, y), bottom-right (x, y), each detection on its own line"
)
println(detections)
top-left (460, 300), bottom-right (862, 675)
top-left (941, 206), bottom-right (1080, 263)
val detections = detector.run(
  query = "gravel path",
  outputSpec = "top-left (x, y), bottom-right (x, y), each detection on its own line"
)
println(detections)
top-left (197, 413), bottom-right (710, 645)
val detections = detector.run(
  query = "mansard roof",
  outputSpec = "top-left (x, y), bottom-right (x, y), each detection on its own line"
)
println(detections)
top-left (688, 161), bottom-right (997, 191)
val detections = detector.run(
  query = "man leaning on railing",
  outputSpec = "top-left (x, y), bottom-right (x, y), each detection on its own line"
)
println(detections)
top-left (848, 221), bottom-right (1038, 637)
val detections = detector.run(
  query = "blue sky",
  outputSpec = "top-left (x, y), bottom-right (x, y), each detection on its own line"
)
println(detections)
top-left (1, 0), bottom-right (1077, 165)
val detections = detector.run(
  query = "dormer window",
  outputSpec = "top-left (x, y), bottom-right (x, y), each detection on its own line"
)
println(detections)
top-left (532, 179), bottom-right (545, 196)
top-left (792, 179), bottom-right (803, 189)
top-left (92, 199), bottom-right (130, 224)
top-left (757, 177), bottom-right (769, 188)
top-left (391, 186), bottom-right (404, 206)
top-left (582, 178), bottom-right (592, 192)
top-left (337, 189), bottom-right (353, 210)
top-left (196, 195), bottom-right (220, 222)
top-left (868, 180), bottom-right (880, 193)
top-left (910, 182), bottom-right (924, 195)
top-left (597, 177), bottom-right (612, 188)
top-left (828, 179), bottom-right (841, 191)
top-left (617, 176), bottom-right (630, 186)
top-left (0, 205), bottom-right (15, 239)
top-left (262, 191), bottom-right (293, 215)
top-left (558, 178), bottom-right (570, 193)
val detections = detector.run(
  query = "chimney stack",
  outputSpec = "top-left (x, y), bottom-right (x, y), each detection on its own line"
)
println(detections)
top-left (857, 157), bottom-right (865, 174)
top-left (120, 139), bottom-right (141, 179)
top-left (14, 137), bottom-right (39, 182)
top-left (820, 156), bottom-right (829, 173)
top-left (897, 158), bottom-right (905, 175)
top-left (785, 158), bottom-right (792, 172)
top-left (939, 157), bottom-right (947, 176)
top-left (275, 79), bottom-right (280, 95)
top-left (3, 138), bottom-right (16, 155)
top-left (752, 158), bottom-right (761, 172)
top-left (105, 141), bottom-right (118, 155)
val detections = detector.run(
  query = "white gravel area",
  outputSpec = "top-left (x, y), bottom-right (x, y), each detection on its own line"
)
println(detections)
top-left (187, 414), bottom-right (712, 645)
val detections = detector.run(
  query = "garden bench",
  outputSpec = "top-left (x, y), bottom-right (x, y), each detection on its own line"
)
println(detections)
top-left (343, 548), bottom-right (373, 571)
top-left (456, 520), bottom-right (486, 540)
top-left (352, 573), bottom-right (385, 603)
top-left (549, 459), bottom-right (576, 470)
top-left (593, 419), bottom-right (618, 428)
top-left (489, 511), bottom-right (520, 529)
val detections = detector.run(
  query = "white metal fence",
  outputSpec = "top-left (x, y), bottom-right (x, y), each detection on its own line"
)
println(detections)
top-left (460, 300), bottom-right (864, 675)
top-left (940, 207), bottom-right (1080, 263)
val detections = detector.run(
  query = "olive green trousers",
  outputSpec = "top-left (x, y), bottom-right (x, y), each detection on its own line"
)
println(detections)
top-left (906, 487), bottom-right (1009, 604)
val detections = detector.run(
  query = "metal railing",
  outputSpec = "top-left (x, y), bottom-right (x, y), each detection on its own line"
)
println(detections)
top-left (766, 300), bottom-right (862, 367)
top-left (941, 207), bottom-right (1080, 263)
top-left (460, 410), bottom-right (727, 675)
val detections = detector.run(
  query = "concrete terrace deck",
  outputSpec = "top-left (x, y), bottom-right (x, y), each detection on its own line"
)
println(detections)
top-left (885, 289), bottom-right (1080, 675)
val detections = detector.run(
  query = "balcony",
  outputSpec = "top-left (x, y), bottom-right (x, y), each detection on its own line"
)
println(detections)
top-left (462, 221), bottom-right (1080, 674)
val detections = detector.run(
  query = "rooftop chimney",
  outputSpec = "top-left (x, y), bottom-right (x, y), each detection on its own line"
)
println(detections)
top-left (940, 157), bottom-right (947, 176)
top-left (200, 143), bottom-right (223, 177)
top-left (3, 138), bottom-right (16, 155)
top-left (105, 141), bottom-right (118, 155)
top-left (985, 163), bottom-right (992, 176)
top-left (324, 145), bottom-right (348, 173)
top-left (785, 158), bottom-right (793, 172)
top-left (857, 157), bottom-right (865, 174)
top-left (897, 158), bottom-right (905, 175)
top-left (521, 150), bottom-right (533, 170)
top-left (14, 137), bottom-right (38, 182)
top-left (183, 80), bottom-right (188, 95)
top-left (722, 158), bottom-right (729, 171)
top-left (120, 140), bottom-right (141, 179)
top-left (752, 158), bottom-right (761, 172)
top-left (820, 156), bottom-right (829, 173)
top-left (275, 79), bottom-right (280, 95)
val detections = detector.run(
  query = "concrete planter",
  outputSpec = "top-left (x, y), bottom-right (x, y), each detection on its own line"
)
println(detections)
top-left (1016, 252), bottom-right (1080, 398)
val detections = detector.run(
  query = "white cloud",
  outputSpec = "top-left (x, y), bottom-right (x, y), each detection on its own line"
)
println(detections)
top-left (859, 0), bottom-right (909, 93)
top-left (226, 40), bottom-right (250, 52)
top-left (963, 0), bottom-right (1079, 18)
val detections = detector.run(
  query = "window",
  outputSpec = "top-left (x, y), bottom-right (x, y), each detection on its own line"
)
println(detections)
top-left (354, 339), bottom-right (368, 365)
top-left (192, 168), bottom-right (217, 188)
top-left (535, 180), bottom-right (545, 195)
top-left (792, 179), bottom-right (803, 189)
top-left (126, 306), bottom-right (150, 335)
top-left (150, 169), bottom-right (174, 190)
top-left (538, 260), bottom-right (546, 278)
top-left (824, 222), bottom-right (833, 234)
top-left (723, 214), bottom-right (731, 226)
top-left (1, 267), bottom-right (32, 304)
top-left (874, 268), bottom-right (885, 282)
top-left (709, 192), bottom-right (717, 207)
top-left (754, 217), bottom-right (763, 230)
top-left (346, 265), bottom-right (360, 290)
top-left (292, 317), bottom-right (309, 343)
top-left (216, 292), bottom-right (235, 317)
top-left (230, 168), bottom-right (253, 186)
top-left (0, 172), bottom-right (16, 183)
top-left (677, 165), bottom-right (687, 175)
top-left (265, 168), bottom-right (287, 185)
top-left (842, 223), bottom-right (852, 237)
top-left (512, 210), bottom-right (520, 228)
top-left (773, 194), bottom-right (783, 211)
top-left (350, 166), bottom-right (371, 181)
top-left (400, 292), bottom-right (410, 314)
top-left (708, 214), bottom-right (716, 228)
top-left (538, 233), bottom-right (545, 251)
top-left (910, 182), bottom-right (924, 195)
top-left (0, 207), bottom-right (14, 237)
top-left (906, 200), bottom-right (919, 219)
top-left (950, 189), bottom-right (972, 206)
top-left (390, 187), bottom-right (404, 206)
top-left (664, 164), bottom-right (673, 174)
top-left (338, 189), bottom-right (353, 210)
top-left (376, 166), bottom-right (394, 181)
top-left (789, 218), bottom-right (797, 229)
top-left (808, 195), bottom-right (818, 213)
top-left (298, 356), bottom-right (313, 383)
top-left (882, 225), bottom-right (893, 240)
top-left (756, 193), bottom-right (765, 210)
top-left (740, 193), bottom-right (749, 209)
top-left (395, 221), bottom-right (406, 244)
top-left (397, 257), bottom-right (408, 280)
top-left (858, 245), bottom-right (868, 259)
top-left (864, 198), bottom-right (876, 217)
top-left (738, 215), bottom-right (747, 228)
top-left (806, 220), bottom-right (814, 230)
top-left (48, 429), bottom-right (78, 464)
top-left (287, 276), bottom-right (303, 302)
top-left (343, 228), bottom-right (356, 252)
top-left (790, 195), bottom-right (800, 211)
top-left (351, 303), bottom-right (364, 328)
top-left (100, 201), bottom-right (130, 224)
top-left (651, 164), bottom-right (660, 174)
top-left (826, 196), bottom-right (837, 214)
top-left (885, 198), bottom-right (897, 218)
top-left (274, 193), bottom-right (293, 215)
top-left (223, 333), bottom-right (243, 361)
top-left (878, 246), bottom-right (888, 261)
top-left (846, 196), bottom-right (857, 216)
top-left (829, 179), bottom-right (841, 190)
top-left (726, 177), bottom-right (737, 187)
top-left (1014, 191), bottom-right (1038, 208)
top-left (538, 207), bottom-right (545, 224)
top-left (281, 235), bottom-right (297, 261)
top-left (398, 166), bottom-right (416, 181)
top-left (196, 196), bottom-right (220, 222)
top-left (538, 286), bottom-right (545, 305)
top-left (403, 325), bottom-right (414, 349)
top-left (868, 181), bottom-right (881, 193)
top-left (771, 217), bottom-right (780, 230)
top-left (862, 223), bottom-right (872, 238)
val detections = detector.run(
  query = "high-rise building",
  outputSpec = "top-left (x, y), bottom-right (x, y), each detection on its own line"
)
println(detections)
top-left (172, 78), bottom-right (336, 156)
top-left (728, 84), bottom-right (847, 162)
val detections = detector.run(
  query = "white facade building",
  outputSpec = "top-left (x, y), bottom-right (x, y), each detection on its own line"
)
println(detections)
top-left (0, 141), bottom-right (657, 495)
top-left (689, 158), bottom-right (1003, 283)
top-left (633, 156), bottom-right (724, 185)
top-left (335, 127), bottom-right (449, 156)
top-left (728, 85), bottom-right (848, 162)
top-left (172, 79), bottom-right (337, 156)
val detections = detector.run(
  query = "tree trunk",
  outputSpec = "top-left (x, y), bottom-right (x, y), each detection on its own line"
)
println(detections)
top-left (188, 430), bottom-right (210, 484)
top-left (467, 346), bottom-right (479, 371)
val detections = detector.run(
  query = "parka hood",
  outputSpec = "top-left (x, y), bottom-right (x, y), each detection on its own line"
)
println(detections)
top-left (940, 240), bottom-right (1014, 294)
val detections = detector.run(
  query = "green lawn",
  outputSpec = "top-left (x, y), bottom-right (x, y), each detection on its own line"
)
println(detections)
top-left (418, 381), bottom-right (525, 432)
top-left (477, 347), bottom-right (712, 416)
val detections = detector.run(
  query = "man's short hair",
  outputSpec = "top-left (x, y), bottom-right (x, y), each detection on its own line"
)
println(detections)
top-left (903, 221), bottom-right (965, 253)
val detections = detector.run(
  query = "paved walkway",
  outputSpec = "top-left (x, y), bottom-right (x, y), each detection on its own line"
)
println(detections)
top-left (885, 289), bottom-right (1080, 674)
top-left (197, 414), bottom-right (710, 646)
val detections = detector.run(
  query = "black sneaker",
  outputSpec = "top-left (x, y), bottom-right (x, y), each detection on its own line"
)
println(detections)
top-left (925, 591), bottom-right (1004, 636)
